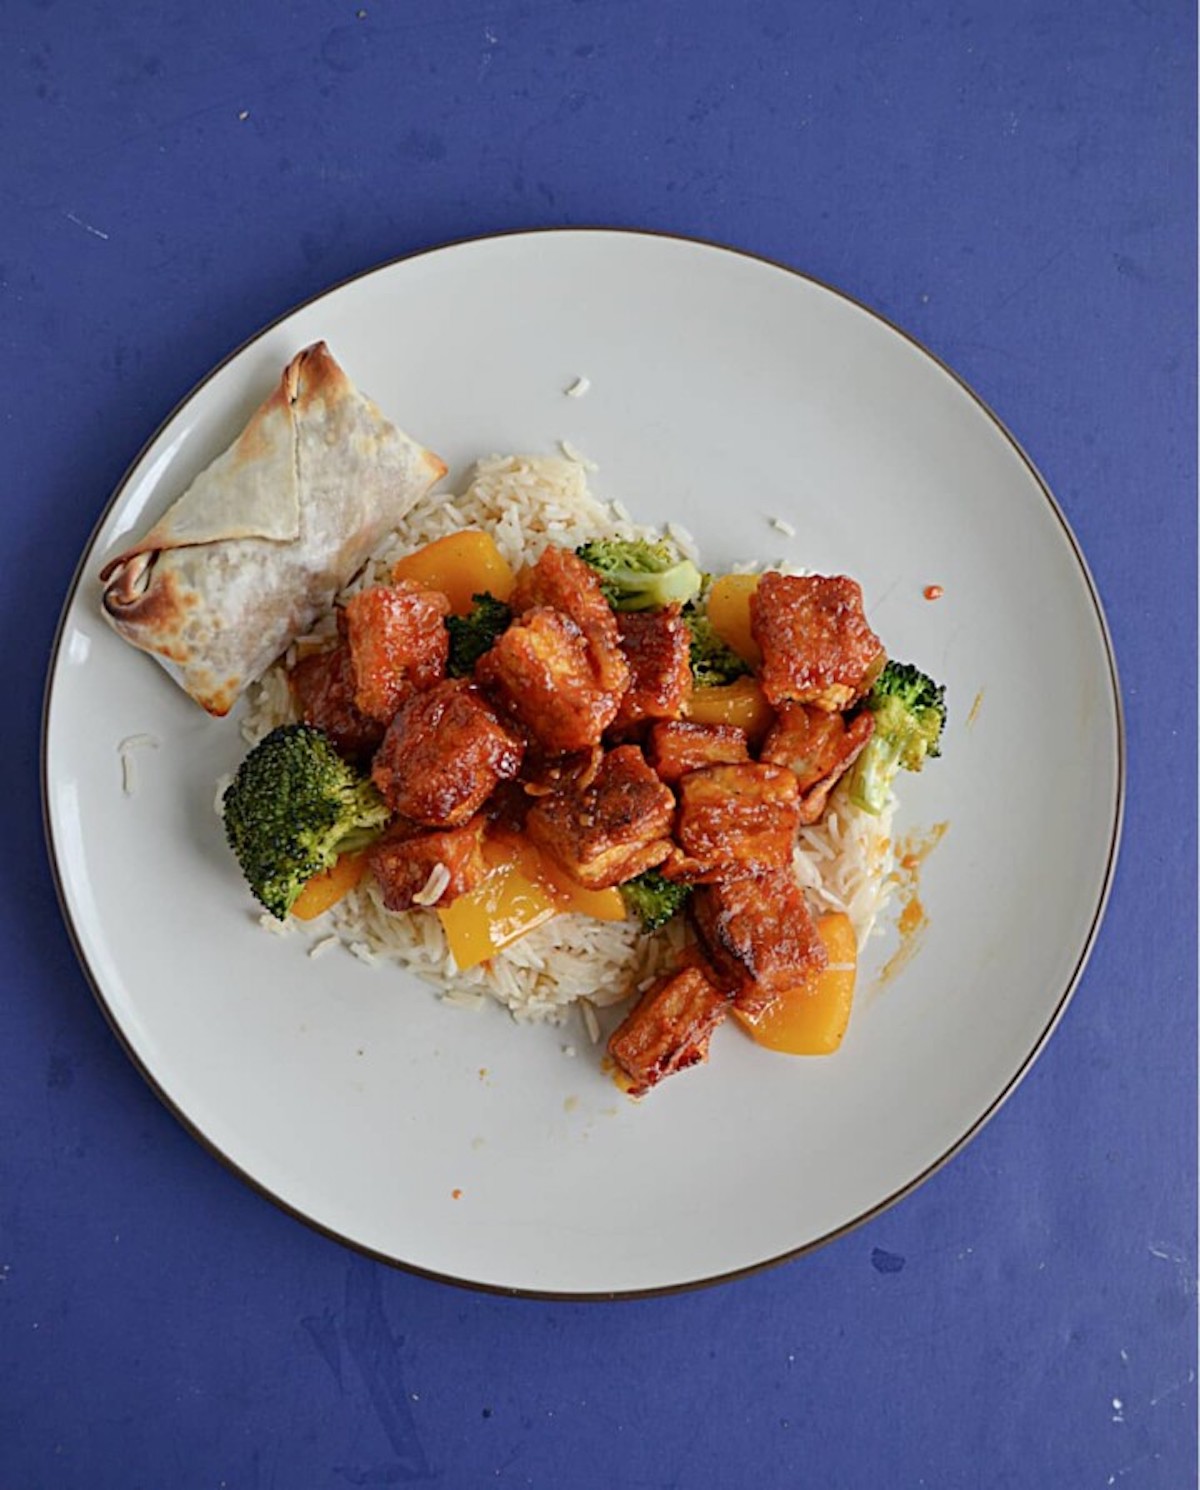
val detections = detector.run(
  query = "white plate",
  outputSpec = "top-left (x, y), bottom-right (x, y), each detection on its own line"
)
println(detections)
top-left (43, 230), bottom-right (1122, 1297)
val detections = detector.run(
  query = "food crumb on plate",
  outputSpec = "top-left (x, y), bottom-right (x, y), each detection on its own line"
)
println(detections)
top-left (117, 733), bottom-right (160, 796)
top-left (770, 516), bottom-right (797, 538)
top-left (561, 1044), bottom-right (577, 1059)
top-left (579, 999), bottom-right (601, 1044)
top-left (559, 438), bottom-right (598, 469)
top-left (451, 1188), bottom-right (463, 1200)
top-left (564, 375), bottom-right (591, 398)
top-left (923, 583), bottom-right (944, 600)
top-left (308, 935), bottom-right (338, 960)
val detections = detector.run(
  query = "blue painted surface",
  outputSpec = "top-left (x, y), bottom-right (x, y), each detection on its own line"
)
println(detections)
top-left (3, 1), bottom-right (1195, 1485)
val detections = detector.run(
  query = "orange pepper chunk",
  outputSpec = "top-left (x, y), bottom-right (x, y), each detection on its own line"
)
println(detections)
top-left (734, 912), bottom-right (858, 1055)
top-left (436, 834), bottom-right (556, 971)
top-left (683, 676), bottom-right (774, 744)
top-left (392, 530), bottom-right (516, 615)
top-left (534, 852), bottom-right (628, 922)
top-left (706, 573), bottom-right (762, 666)
top-left (291, 851), bottom-right (367, 921)
top-left (487, 829), bottom-right (627, 923)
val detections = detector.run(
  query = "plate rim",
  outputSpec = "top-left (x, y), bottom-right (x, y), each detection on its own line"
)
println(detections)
top-left (40, 224), bottom-right (1127, 1300)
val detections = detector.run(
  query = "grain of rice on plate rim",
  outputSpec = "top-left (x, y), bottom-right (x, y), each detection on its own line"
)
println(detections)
top-left (237, 453), bottom-right (898, 1028)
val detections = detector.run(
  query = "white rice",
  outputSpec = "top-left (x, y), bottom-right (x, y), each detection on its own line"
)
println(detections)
top-left (236, 453), bottom-right (896, 1024)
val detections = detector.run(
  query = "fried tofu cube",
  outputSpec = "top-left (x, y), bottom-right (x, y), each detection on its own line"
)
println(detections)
top-left (762, 703), bottom-right (875, 824)
top-left (342, 579), bottom-right (451, 724)
top-left (511, 545), bottom-right (630, 698)
top-left (288, 642), bottom-right (384, 763)
top-left (372, 679), bottom-right (524, 826)
top-left (691, 870), bottom-right (828, 1019)
top-left (612, 607), bottom-right (693, 730)
top-left (647, 720), bottom-right (750, 785)
top-left (607, 965), bottom-right (730, 1097)
top-left (476, 606), bottom-right (622, 752)
top-left (526, 744), bottom-right (675, 889)
top-left (676, 762), bottom-right (801, 873)
top-left (367, 817), bottom-right (488, 912)
top-left (750, 573), bottom-right (884, 712)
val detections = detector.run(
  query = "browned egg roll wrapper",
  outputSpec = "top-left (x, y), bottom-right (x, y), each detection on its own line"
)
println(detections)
top-left (99, 341), bottom-right (446, 716)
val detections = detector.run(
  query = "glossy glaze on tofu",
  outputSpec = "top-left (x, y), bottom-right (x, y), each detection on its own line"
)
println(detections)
top-left (372, 678), bottom-right (524, 825)
top-left (476, 606), bottom-right (624, 752)
top-left (691, 869), bottom-right (828, 1019)
top-left (607, 965), bottom-right (730, 1097)
top-left (761, 702), bottom-right (875, 825)
top-left (510, 545), bottom-right (630, 698)
top-left (342, 578), bottom-right (451, 723)
top-left (288, 642), bottom-right (384, 763)
top-left (750, 572), bottom-right (884, 712)
top-left (675, 762), bottom-right (801, 874)
top-left (526, 744), bottom-right (675, 889)
top-left (647, 720), bottom-right (751, 785)
top-left (612, 607), bottom-right (693, 730)
top-left (368, 817), bottom-right (488, 912)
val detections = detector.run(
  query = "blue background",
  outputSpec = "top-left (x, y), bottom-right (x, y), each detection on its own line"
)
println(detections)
top-left (4, 2), bottom-right (1195, 1485)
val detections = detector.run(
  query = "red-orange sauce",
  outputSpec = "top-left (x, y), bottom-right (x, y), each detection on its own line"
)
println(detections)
top-left (923, 584), bottom-right (944, 601)
top-left (876, 822), bottom-right (948, 989)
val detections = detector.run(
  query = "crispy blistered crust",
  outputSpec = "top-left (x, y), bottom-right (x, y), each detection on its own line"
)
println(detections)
top-left (101, 345), bottom-right (304, 584)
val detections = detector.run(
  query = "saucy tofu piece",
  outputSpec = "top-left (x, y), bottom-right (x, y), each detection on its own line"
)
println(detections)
top-left (520, 742), bottom-right (604, 798)
top-left (647, 720), bottom-right (750, 785)
top-left (762, 703), bottom-right (875, 824)
top-left (367, 817), bottom-right (487, 912)
top-left (608, 965), bottom-right (729, 1097)
top-left (691, 870), bottom-right (828, 1019)
top-left (676, 762), bottom-right (801, 874)
top-left (476, 606), bottom-right (622, 753)
top-left (526, 744), bottom-right (675, 889)
top-left (612, 607), bottom-right (693, 730)
top-left (342, 579), bottom-right (451, 724)
top-left (511, 545), bottom-right (630, 698)
top-left (750, 573), bottom-right (884, 712)
top-left (372, 679), bottom-right (524, 826)
top-left (288, 643), bottom-right (384, 763)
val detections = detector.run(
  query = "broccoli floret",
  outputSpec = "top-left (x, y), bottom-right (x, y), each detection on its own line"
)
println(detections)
top-left (445, 592), bottom-right (512, 677)
top-left (683, 602), bottom-right (751, 688)
top-left (620, 869), bottom-right (693, 932)
top-left (222, 723), bottom-right (389, 919)
top-left (576, 538), bottom-right (703, 612)
top-left (846, 661), bottom-right (946, 816)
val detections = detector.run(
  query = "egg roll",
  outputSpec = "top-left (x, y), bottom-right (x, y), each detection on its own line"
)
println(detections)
top-left (99, 341), bottom-right (445, 716)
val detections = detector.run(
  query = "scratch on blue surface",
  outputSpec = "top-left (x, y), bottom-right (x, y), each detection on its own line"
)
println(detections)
top-left (337, 1259), bottom-right (433, 1482)
top-left (301, 1309), bottom-right (344, 1388)
top-left (870, 1247), bottom-right (906, 1275)
top-left (63, 210), bottom-right (109, 241)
